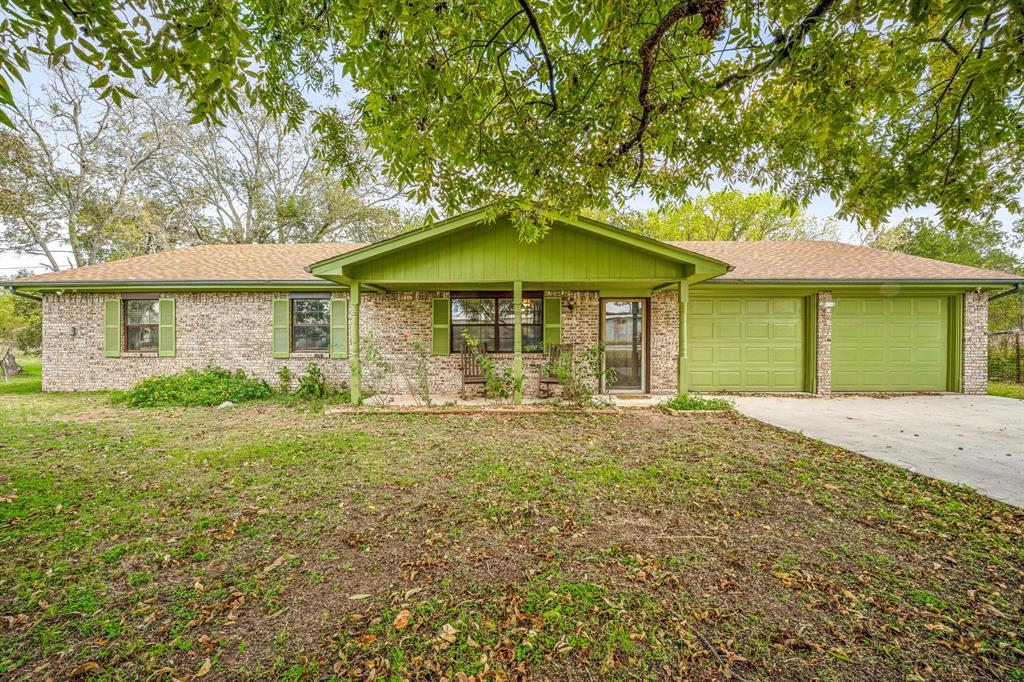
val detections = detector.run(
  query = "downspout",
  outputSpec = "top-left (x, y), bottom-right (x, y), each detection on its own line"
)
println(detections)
top-left (5, 286), bottom-right (42, 303)
top-left (988, 282), bottom-right (1021, 302)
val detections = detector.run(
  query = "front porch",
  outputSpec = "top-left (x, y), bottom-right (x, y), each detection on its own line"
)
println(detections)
top-left (305, 209), bottom-right (730, 405)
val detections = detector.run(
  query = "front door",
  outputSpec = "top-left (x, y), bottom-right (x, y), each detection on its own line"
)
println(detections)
top-left (601, 299), bottom-right (646, 393)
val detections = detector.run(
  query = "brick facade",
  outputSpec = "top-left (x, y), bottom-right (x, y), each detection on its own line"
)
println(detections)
top-left (816, 290), bottom-right (833, 397)
top-left (40, 288), bottom-right (991, 395)
top-left (963, 290), bottom-right (988, 395)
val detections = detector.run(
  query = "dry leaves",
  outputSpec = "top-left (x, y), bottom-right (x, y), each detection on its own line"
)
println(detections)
top-left (394, 609), bottom-right (411, 630)
top-left (194, 658), bottom-right (212, 678)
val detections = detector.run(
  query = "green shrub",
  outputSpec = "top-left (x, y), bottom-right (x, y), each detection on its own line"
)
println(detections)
top-left (113, 365), bottom-right (272, 407)
top-left (662, 394), bottom-right (733, 411)
top-left (295, 362), bottom-right (330, 399)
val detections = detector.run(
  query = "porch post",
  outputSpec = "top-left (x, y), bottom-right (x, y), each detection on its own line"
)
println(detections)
top-left (677, 280), bottom-right (689, 396)
top-left (513, 280), bottom-right (523, 405)
top-left (350, 280), bottom-right (361, 405)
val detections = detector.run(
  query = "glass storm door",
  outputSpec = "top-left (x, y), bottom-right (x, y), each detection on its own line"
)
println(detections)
top-left (602, 300), bottom-right (646, 393)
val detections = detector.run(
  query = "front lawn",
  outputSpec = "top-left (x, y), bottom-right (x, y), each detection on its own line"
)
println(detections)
top-left (989, 381), bottom-right (1024, 399)
top-left (0, 383), bottom-right (1021, 680)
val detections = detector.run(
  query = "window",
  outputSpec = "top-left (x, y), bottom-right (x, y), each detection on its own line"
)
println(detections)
top-left (291, 296), bottom-right (330, 352)
top-left (124, 298), bottom-right (159, 352)
top-left (451, 293), bottom-right (543, 353)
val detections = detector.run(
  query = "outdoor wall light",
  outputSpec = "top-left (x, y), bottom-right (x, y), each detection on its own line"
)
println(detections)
top-left (70, 326), bottom-right (76, 337)
top-left (821, 301), bottom-right (836, 310)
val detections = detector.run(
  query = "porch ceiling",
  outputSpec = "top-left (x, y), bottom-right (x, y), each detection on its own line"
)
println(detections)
top-left (307, 208), bottom-right (730, 291)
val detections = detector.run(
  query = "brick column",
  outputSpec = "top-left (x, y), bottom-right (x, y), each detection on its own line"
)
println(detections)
top-left (963, 290), bottom-right (988, 395)
top-left (816, 291), bottom-right (833, 397)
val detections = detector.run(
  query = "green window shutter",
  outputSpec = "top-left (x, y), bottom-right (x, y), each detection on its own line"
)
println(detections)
top-left (543, 296), bottom-right (562, 351)
top-left (103, 299), bottom-right (120, 358)
top-left (330, 299), bottom-right (349, 359)
top-left (158, 298), bottom-right (176, 357)
top-left (431, 297), bottom-right (450, 355)
top-left (272, 298), bottom-right (290, 358)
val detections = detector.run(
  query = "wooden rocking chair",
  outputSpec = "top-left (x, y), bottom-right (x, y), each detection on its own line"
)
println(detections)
top-left (460, 345), bottom-right (487, 398)
top-left (539, 343), bottom-right (573, 398)
top-left (2, 346), bottom-right (23, 381)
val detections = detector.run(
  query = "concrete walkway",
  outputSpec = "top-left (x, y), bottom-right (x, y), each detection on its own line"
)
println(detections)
top-left (732, 394), bottom-right (1024, 508)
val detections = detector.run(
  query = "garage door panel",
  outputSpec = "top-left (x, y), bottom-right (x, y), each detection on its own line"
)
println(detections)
top-left (832, 296), bottom-right (947, 391)
top-left (689, 296), bottom-right (805, 392)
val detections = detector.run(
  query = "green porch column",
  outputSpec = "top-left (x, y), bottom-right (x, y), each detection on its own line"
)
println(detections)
top-left (350, 281), bottom-right (361, 405)
top-left (513, 280), bottom-right (523, 405)
top-left (677, 280), bottom-right (689, 396)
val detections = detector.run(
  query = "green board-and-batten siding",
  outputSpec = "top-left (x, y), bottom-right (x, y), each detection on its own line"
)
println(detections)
top-left (345, 220), bottom-right (688, 284)
top-left (688, 296), bottom-right (805, 391)
top-left (831, 296), bottom-right (948, 391)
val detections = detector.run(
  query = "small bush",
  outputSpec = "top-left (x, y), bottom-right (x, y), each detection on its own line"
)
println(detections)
top-left (114, 365), bottom-right (272, 407)
top-left (295, 362), bottom-right (330, 399)
top-left (276, 365), bottom-right (293, 393)
top-left (662, 394), bottom-right (733, 411)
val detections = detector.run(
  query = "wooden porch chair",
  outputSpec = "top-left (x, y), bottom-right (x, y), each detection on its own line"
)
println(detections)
top-left (460, 344), bottom-right (487, 398)
top-left (539, 343), bottom-right (573, 398)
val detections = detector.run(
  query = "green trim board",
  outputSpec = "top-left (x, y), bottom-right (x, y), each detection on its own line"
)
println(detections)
top-left (947, 294), bottom-right (964, 393)
top-left (308, 210), bottom-right (730, 287)
top-left (831, 296), bottom-right (949, 391)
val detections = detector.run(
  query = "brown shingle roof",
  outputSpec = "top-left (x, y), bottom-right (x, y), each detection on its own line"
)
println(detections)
top-left (8, 239), bottom-right (1021, 286)
top-left (670, 240), bottom-right (1023, 282)
top-left (10, 243), bottom-right (365, 284)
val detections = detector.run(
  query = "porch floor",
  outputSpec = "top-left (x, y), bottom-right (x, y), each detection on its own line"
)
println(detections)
top-left (362, 394), bottom-right (671, 408)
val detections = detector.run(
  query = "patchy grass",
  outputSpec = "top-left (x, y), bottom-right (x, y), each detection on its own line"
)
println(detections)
top-left (989, 382), bottom-right (1024, 399)
top-left (0, 382), bottom-right (1021, 681)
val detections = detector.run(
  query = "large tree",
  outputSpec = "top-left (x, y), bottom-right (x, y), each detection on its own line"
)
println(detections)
top-left (2, 1), bottom-right (1020, 237)
top-left (868, 216), bottom-right (1024, 330)
top-left (599, 190), bottom-right (838, 241)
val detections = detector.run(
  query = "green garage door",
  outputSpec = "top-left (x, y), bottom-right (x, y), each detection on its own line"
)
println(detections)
top-left (689, 297), bottom-right (805, 391)
top-left (832, 297), bottom-right (948, 391)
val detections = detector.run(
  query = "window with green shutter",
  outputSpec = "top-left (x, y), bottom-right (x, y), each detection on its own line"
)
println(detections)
top-left (103, 299), bottom-right (120, 357)
top-left (158, 298), bottom-right (176, 357)
top-left (330, 298), bottom-right (349, 359)
top-left (543, 296), bottom-right (561, 351)
top-left (272, 298), bottom-right (290, 358)
top-left (431, 297), bottom-right (450, 355)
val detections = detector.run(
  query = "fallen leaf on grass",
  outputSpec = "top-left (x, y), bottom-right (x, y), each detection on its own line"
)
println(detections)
top-left (440, 623), bottom-right (458, 643)
top-left (194, 657), bottom-right (212, 678)
top-left (69, 661), bottom-right (100, 678)
top-left (349, 593), bottom-right (372, 600)
top-left (394, 609), bottom-right (411, 630)
top-left (264, 555), bottom-right (286, 572)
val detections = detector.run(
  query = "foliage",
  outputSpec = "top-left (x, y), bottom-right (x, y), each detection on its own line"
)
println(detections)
top-left (275, 365), bottom-right (293, 394)
top-left (540, 343), bottom-right (616, 408)
top-left (0, 64), bottom-right (412, 274)
top-left (397, 335), bottom-right (431, 406)
top-left (988, 381), bottom-right (1024, 399)
top-left (360, 333), bottom-right (395, 401)
top-left (112, 365), bottom-right (272, 407)
top-left (988, 333), bottom-right (1021, 384)
top-left (0, 290), bottom-right (42, 354)
top-left (595, 191), bottom-right (837, 241)
top-left (4, 1), bottom-right (1021, 231)
top-left (868, 216), bottom-right (1024, 330)
top-left (662, 394), bottom-right (734, 411)
top-left (294, 362), bottom-right (330, 399)
top-left (461, 331), bottom-right (519, 401)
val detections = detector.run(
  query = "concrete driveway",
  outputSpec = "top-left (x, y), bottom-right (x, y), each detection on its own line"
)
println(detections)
top-left (731, 394), bottom-right (1024, 507)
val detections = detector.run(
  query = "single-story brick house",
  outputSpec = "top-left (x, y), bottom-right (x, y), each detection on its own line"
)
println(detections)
top-left (7, 208), bottom-right (1022, 403)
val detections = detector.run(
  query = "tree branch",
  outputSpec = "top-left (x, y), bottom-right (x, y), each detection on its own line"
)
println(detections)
top-left (713, 0), bottom-right (837, 91)
top-left (516, 0), bottom-right (558, 112)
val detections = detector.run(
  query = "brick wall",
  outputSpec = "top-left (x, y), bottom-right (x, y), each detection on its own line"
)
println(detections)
top-left (963, 290), bottom-right (988, 395)
top-left (816, 291), bottom-right (833, 397)
top-left (40, 290), bottom-right (616, 395)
